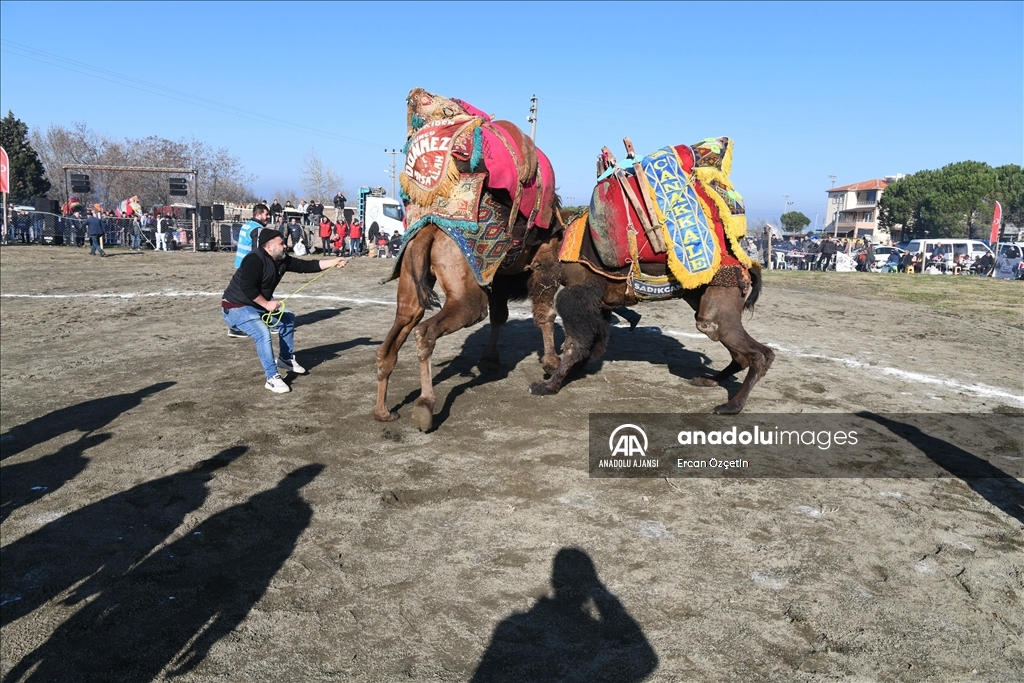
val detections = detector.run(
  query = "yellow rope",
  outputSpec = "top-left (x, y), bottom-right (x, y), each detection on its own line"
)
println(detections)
top-left (261, 264), bottom-right (341, 328)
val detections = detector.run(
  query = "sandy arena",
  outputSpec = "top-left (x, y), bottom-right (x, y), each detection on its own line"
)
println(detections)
top-left (1, 245), bottom-right (1022, 682)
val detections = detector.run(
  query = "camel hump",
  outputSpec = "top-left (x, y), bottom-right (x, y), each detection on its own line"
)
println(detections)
top-left (491, 120), bottom-right (538, 185)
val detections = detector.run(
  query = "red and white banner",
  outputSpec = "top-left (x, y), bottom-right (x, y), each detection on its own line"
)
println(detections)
top-left (989, 200), bottom-right (1002, 244)
top-left (0, 146), bottom-right (9, 194)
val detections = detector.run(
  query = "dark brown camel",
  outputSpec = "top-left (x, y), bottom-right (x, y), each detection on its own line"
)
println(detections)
top-left (529, 261), bottom-right (774, 414)
top-left (374, 89), bottom-right (562, 431)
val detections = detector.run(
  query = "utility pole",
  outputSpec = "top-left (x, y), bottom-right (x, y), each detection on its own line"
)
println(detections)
top-left (385, 149), bottom-right (398, 198)
top-left (527, 95), bottom-right (538, 141)
top-left (827, 175), bottom-right (838, 233)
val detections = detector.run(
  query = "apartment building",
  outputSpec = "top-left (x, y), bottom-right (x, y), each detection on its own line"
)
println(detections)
top-left (825, 175), bottom-right (903, 241)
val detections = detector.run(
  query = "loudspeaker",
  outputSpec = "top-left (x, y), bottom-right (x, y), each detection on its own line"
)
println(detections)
top-left (197, 240), bottom-right (216, 251)
top-left (34, 198), bottom-right (59, 213)
top-left (212, 204), bottom-right (225, 221)
top-left (200, 205), bottom-right (213, 220)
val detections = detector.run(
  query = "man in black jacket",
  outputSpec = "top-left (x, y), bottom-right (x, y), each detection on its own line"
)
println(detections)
top-left (222, 229), bottom-right (346, 393)
top-left (333, 191), bottom-right (346, 220)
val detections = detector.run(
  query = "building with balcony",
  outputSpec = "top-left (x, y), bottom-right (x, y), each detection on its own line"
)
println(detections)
top-left (825, 176), bottom-right (903, 242)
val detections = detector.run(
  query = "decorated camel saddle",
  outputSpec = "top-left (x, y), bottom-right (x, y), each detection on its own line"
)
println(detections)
top-left (394, 88), bottom-right (559, 286)
top-left (560, 137), bottom-right (754, 301)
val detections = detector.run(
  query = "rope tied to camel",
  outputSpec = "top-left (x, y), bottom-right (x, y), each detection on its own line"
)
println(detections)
top-left (261, 264), bottom-right (341, 328)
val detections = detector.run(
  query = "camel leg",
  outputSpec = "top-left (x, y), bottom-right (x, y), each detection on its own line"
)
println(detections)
top-left (479, 280), bottom-right (514, 374)
top-left (692, 286), bottom-right (774, 414)
top-left (374, 249), bottom-right (430, 422)
top-left (527, 241), bottom-right (562, 374)
top-left (529, 277), bottom-right (607, 395)
top-left (411, 237), bottom-right (489, 432)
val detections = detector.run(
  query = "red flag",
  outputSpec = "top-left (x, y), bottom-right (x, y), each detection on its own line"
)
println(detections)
top-left (989, 200), bottom-right (1002, 244)
top-left (0, 146), bottom-right (9, 194)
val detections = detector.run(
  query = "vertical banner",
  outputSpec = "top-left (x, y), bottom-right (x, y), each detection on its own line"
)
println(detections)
top-left (0, 146), bottom-right (9, 194)
top-left (989, 200), bottom-right (1002, 245)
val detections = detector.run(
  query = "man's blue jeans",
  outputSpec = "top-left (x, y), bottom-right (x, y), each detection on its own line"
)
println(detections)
top-left (222, 305), bottom-right (295, 379)
top-left (89, 235), bottom-right (105, 255)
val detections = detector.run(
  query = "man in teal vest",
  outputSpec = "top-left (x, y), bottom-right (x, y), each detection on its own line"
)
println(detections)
top-left (229, 203), bottom-right (271, 337)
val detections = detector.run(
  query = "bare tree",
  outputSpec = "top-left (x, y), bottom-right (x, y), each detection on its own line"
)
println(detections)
top-left (30, 123), bottom-right (256, 208)
top-left (299, 148), bottom-right (343, 203)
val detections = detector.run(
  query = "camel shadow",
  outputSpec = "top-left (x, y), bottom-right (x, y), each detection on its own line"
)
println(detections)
top-left (570, 323), bottom-right (739, 396)
top-left (471, 547), bottom-right (658, 682)
top-left (860, 412), bottom-right (1024, 524)
top-left (3, 463), bottom-right (323, 682)
top-left (0, 382), bottom-right (175, 461)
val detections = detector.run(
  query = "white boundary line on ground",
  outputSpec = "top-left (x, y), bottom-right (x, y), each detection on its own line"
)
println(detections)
top-left (3, 292), bottom-right (1021, 405)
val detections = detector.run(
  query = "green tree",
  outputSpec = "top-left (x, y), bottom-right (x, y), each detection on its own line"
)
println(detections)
top-left (779, 211), bottom-right (810, 232)
top-left (878, 161), bottom-right (1022, 240)
top-left (0, 110), bottom-right (51, 203)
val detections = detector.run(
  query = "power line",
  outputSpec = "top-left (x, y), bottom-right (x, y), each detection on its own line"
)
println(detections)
top-left (0, 39), bottom-right (386, 149)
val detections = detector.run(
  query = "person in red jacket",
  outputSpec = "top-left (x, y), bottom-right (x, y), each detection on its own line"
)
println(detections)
top-left (339, 222), bottom-right (352, 255)
top-left (318, 216), bottom-right (334, 255)
top-left (348, 219), bottom-right (363, 257)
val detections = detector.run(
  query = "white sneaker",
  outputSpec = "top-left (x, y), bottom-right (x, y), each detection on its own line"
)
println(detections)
top-left (265, 374), bottom-right (291, 393)
top-left (277, 357), bottom-right (307, 375)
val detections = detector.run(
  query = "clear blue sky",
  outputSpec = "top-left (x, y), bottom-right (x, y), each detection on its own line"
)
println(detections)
top-left (2, 1), bottom-right (1021, 225)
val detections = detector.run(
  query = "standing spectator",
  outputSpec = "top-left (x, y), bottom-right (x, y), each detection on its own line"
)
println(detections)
top-left (130, 216), bottom-right (142, 251)
top-left (287, 217), bottom-right (304, 252)
top-left (86, 211), bottom-right (107, 257)
top-left (335, 219), bottom-right (349, 255)
top-left (333, 191), bottom-right (346, 220)
top-left (318, 216), bottom-right (334, 255)
top-left (389, 231), bottom-right (402, 258)
top-left (234, 203), bottom-right (271, 268)
top-left (348, 218), bottom-right (363, 257)
top-left (270, 199), bottom-right (283, 222)
top-left (297, 199), bottom-right (308, 225)
top-left (817, 236), bottom-right (837, 271)
top-left (155, 215), bottom-right (168, 251)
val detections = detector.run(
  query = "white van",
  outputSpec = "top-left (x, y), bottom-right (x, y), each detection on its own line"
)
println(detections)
top-left (904, 238), bottom-right (992, 271)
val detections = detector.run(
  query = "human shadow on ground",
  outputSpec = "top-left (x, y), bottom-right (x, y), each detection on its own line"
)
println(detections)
top-left (0, 446), bottom-right (247, 629)
top-left (293, 306), bottom-right (349, 327)
top-left (3, 463), bottom-right (323, 683)
top-left (860, 412), bottom-right (1024, 524)
top-left (0, 433), bottom-right (110, 524)
top-left (471, 547), bottom-right (658, 682)
top-left (297, 336), bottom-right (377, 371)
top-left (0, 381), bottom-right (175, 461)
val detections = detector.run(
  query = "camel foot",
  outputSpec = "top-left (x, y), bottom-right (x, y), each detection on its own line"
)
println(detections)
top-left (478, 354), bottom-right (501, 375)
top-left (374, 409), bottom-right (400, 422)
top-left (529, 381), bottom-right (558, 396)
top-left (412, 401), bottom-right (434, 432)
top-left (712, 400), bottom-right (744, 415)
top-left (690, 376), bottom-right (720, 388)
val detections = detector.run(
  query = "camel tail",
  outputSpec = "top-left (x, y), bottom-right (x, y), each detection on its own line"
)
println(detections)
top-left (745, 263), bottom-right (763, 311)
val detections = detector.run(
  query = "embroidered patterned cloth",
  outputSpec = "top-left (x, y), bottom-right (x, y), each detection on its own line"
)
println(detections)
top-left (561, 138), bottom-right (753, 292)
top-left (398, 178), bottom-right (515, 287)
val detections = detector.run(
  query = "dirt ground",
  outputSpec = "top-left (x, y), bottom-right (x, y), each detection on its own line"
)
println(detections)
top-left (1, 245), bottom-right (1022, 682)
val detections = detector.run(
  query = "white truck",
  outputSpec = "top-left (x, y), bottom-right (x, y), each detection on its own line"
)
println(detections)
top-left (357, 187), bottom-right (405, 238)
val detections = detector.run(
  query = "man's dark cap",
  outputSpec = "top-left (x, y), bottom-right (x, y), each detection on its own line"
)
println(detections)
top-left (258, 229), bottom-right (283, 247)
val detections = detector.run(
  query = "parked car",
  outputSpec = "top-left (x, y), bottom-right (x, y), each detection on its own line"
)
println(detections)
top-left (904, 238), bottom-right (993, 272)
top-left (993, 242), bottom-right (1024, 280)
